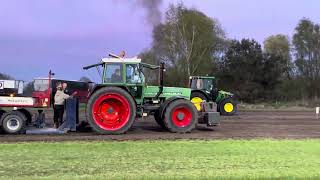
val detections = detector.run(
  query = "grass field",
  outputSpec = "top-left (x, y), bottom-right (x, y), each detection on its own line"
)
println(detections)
top-left (0, 140), bottom-right (320, 179)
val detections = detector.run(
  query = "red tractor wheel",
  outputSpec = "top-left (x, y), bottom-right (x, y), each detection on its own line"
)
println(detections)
top-left (86, 87), bottom-right (136, 134)
top-left (163, 99), bottom-right (198, 133)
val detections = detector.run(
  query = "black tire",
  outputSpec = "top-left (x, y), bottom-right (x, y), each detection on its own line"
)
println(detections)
top-left (18, 109), bottom-right (32, 125)
top-left (86, 87), bottom-right (136, 134)
top-left (154, 110), bottom-right (167, 130)
top-left (219, 98), bottom-right (237, 116)
top-left (190, 91), bottom-right (208, 111)
top-left (191, 91), bottom-right (208, 101)
top-left (163, 99), bottom-right (198, 133)
top-left (1, 111), bottom-right (26, 134)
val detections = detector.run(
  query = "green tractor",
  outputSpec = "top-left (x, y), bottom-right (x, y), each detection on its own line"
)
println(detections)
top-left (189, 76), bottom-right (237, 116)
top-left (83, 54), bottom-right (220, 134)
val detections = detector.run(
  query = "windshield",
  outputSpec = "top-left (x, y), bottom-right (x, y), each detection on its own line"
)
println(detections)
top-left (104, 63), bottom-right (123, 83)
top-left (34, 79), bottom-right (49, 91)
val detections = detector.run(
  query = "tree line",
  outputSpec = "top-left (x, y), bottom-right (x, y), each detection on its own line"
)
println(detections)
top-left (1, 3), bottom-right (319, 103)
top-left (140, 3), bottom-right (320, 103)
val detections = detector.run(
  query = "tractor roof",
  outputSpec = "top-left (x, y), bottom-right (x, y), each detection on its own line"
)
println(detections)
top-left (83, 57), bottom-right (156, 71)
top-left (101, 57), bottom-right (141, 63)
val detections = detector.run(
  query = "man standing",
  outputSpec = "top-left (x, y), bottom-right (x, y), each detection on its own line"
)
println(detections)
top-left (54, 82), bottom-right (73, 128)
top-left (62, 82), bottom-right (72, 95)
top-left (119, 50), bottom-right (126, 58)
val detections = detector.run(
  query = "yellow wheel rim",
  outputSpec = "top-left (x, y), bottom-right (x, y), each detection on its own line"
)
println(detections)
top-left (224, 103), bottom-right (234, 113)
top-left (191, 97), bottom-right (203, 111)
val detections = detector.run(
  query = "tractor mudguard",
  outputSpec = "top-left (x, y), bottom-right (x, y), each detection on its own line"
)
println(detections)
top-left (158, 96), bottom-right (186, 119)
top-left (90, 84), bottom-right (130, 95)
top-left (89, 84), bottom-right (106, 96)
top-left (215, 90), bottom-right (233, 104)
top-left (191, 89), bottom-right (210, 100)
top-left (90, 85), bottom-right (137, 105)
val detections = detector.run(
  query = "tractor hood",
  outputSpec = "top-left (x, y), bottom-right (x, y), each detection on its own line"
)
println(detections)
top-left (144, 86), bottom-right (191, 99)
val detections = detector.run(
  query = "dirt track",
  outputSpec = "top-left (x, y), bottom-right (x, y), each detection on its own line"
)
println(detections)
top-left (1, 111), bottom-right (320, 142)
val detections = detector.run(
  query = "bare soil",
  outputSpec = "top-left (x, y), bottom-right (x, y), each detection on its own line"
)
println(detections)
top-left (1, 111), bottom-right (320, 142)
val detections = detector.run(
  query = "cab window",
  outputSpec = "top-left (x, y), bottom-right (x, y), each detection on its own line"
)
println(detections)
top-left (190, 79), bottom-right (204, 89)
top-left (104, 63), bottom-right (123, 83)
top-left (126, 64), bottom-right (144, 84)
top-left (203, 79), bottom-right (213, 90)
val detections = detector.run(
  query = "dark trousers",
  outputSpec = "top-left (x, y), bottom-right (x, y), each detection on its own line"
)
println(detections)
top-left (53, 105), bottom-right (64, 127)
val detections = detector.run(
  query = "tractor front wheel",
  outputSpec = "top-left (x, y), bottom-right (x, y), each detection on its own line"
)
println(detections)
top-left (163, 99), bottom-right (198, 133)
top-left (86, 87), bottom-right (136, 134)
top-left (219, 98), bottom-right (237, 116)
top-left (190, 91), bottom-right (208, 111)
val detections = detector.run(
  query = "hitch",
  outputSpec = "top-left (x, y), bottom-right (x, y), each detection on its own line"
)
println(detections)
top-left (198, 102), bottom-right (220, 126)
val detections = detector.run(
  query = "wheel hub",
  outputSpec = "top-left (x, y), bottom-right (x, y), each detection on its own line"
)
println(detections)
top-left (224, 103), bottom-right (234, 113)
top-left (107, 107), bottom-right (114, 114)
top-left (172, 106), bottom-right (192, 127)
top-left (7, 118), bottom-right (20, 131)
top-left (176, 112), bottom-right (185, 121)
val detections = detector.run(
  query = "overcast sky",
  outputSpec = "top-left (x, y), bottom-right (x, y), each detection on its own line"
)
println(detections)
top-left (0, 0), bottom-right (319, 82)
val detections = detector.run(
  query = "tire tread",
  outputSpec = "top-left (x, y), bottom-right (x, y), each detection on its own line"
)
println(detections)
top-left (86, 87), bottom-right (136, 134)
top-left (163, 99), bottom-right (197, 133)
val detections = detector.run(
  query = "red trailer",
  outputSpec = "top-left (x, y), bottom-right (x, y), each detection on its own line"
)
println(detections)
top-left (0, 71), bottom-right (92, 134)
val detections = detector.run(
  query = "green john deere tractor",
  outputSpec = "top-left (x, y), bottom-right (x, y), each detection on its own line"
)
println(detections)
top-left (83, 54), bottom-right (220, 134)
top-left (189, 76), bottom-right (237, 116)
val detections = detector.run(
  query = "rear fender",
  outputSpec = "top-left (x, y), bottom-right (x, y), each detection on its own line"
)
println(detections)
top-left (216, 90), bottom-right (233, 103)
top-left (89, 84), bottom-right (106, 96)
top-left (191, 90), bottom-right (210, 100)
top-left (89, 85), bottom-right (137, 106)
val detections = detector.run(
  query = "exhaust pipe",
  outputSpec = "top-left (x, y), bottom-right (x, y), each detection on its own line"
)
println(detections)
top-left (155, 62), bottom-right (165, 99)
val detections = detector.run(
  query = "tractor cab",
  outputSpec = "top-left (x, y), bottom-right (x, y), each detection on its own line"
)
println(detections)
top-left (95, 56), bottom-right (147, 102)
top-left (189, 76), bottom-right (219, 100)
top-left (190, 76), bottom-right (215, 91)
top-left (102, 59), bottom-right (145, 84)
